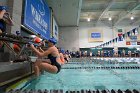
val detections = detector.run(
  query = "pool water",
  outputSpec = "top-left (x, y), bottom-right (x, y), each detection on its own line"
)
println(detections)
top-left (12, 62), bottom-right (140, 91)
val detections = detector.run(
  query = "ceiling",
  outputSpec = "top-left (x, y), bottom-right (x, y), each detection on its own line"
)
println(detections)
top-left (46, 0), bottom-right (140, 27)
top-left (46, 0), bottom-right (82, 26)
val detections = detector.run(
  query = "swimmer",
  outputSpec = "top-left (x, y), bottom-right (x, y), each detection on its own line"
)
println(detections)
top-left (30, 37), bottom-right (62, 76)
top-left (64, 52), bottom-right (69, 63)
top-left (58, 48), bottom-right (65, 65)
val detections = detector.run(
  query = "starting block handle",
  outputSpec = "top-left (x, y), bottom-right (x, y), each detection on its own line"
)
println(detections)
top-left (2, 41), bottom-right (17, 55)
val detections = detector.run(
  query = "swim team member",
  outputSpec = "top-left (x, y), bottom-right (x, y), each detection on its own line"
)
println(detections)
top-left (30, 37), bottom-right (62, 76)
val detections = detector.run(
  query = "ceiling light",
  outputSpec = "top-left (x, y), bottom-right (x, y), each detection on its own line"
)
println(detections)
top-left (87, 18), bottom-right (90, 22)
top-left (130, 16), bottom-right (134, 20)
top-left (108, 17), bottom-right (112, 21)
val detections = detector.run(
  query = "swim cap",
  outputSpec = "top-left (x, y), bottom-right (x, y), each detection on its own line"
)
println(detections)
top-left (13, 44), bottom-right (19, 49)
top-left (0, 6), bottom-right (7, 11)
top-left (48, 37), bottom-right (57, 45)
top-left (60, 49), bottom-right (65, 54)
top-left (34, 37), bottom-right (41, 43)
top-left (13, 44), bottom-right (20, 52)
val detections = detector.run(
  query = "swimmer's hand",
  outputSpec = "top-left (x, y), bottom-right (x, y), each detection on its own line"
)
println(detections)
top-left (3, 12), bottom-right (14, 26)
top-left (27, 42), bottom-right (33, 47)
top-left (28, 42), bottom-right (39, 48)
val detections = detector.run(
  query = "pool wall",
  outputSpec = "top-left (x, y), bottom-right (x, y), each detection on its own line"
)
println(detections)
top-left (0, 62), bottom-right (33, 90)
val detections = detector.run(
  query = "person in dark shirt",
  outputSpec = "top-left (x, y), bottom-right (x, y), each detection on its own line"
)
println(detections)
top-left (0, 6), bottom-right (14, 32)
top-left (0, 6), bottom-right (14, 48)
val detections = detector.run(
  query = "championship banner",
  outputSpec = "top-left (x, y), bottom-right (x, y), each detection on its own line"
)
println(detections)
top-left (126, 28), bottom-right (140, 45)
top-left (126, 42), bottom-right (130, 45)
top-left (137, 42), bottom-right (140, 45)
top-left (126, 34), bottom-right (140, 42)
top-left (53, 17), bottom-right (58, 41)
top-left (131, 41), bottom-right (137, 45)
top-left (24, 0), bottom-right (51, 39)
top-left (118, 29), bottom-right (123, 36)
top-left (88, 29), bottom-right (103, 42)
top-left (129, 36), bottom-right (137, 41)
top-left (118, 29), bottom-right (123, 41)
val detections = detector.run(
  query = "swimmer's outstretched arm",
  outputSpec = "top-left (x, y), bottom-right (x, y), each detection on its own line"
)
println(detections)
top-left (38, 47), bottom-right (44, 53)
top-left (30, 44), bottom-right (51, 57)
top-left (60, 53), bottom-right (65, 64)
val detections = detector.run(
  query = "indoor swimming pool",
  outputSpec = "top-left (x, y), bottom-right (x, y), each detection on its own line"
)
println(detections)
top-left (6, 58), bottom-right (140, 92)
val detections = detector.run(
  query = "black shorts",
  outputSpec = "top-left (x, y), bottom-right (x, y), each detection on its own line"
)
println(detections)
top-left (51, 61), bottom-right (61, 73)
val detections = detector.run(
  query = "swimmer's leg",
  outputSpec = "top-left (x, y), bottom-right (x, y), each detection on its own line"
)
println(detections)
top-left (40, 62), bottom-right (58, 74)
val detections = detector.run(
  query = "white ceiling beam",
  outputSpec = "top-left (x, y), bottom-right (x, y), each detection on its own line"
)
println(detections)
top-left (114, 1), bottom-right (140, 26)
top-left (84, 0), bottom-right (137, 4)
top-left (84, 0), bottom-right (107, 4)
top-left (116, 0), bottom-right (138, 3)
top-left (81, 9), bottom-right (126, 13)
top-left (81, 9), bottom-right (102, 12)
top-left (96, 0), bottom-right (116, 25)
top-left (77, 0), bottom-right (82, 26)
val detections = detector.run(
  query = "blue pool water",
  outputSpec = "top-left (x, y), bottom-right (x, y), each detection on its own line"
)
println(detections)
top-left (14, 61), bottom-right (140, 91)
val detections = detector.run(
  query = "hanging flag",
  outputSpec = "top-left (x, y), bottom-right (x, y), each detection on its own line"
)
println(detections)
top-left (122, 34), bottom-right (125, 39)
top-left (118, 36), bottom-right (123, 41)
top-left (108, 42), bottom-right (109, 45)
top-left (115, 38), bottom-right (118, 42)
top-left (113, 39), bottom-right (115, 42)
top-left (132, 28), bottom-right (136, 35)
top-left (127, 31), bottom-right (130, 37)
top-left (107, 42), bottom-right (108, 45)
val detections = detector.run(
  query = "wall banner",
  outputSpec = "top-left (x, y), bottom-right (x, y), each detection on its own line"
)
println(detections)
top-left (88, 29), bottom-right (103, 42)
top-left (126, 42), bottom-right (130, 45)
top-left (118, 29), bottom-right (123, 36)
top-left (24, 0), bottom-right (51, 39)
top-left (137, 42), bottom-right (140, 45)
top-left (131, 42), bottom-right (137, 45)
top-left (53, 17), bottom-right (58, 41)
